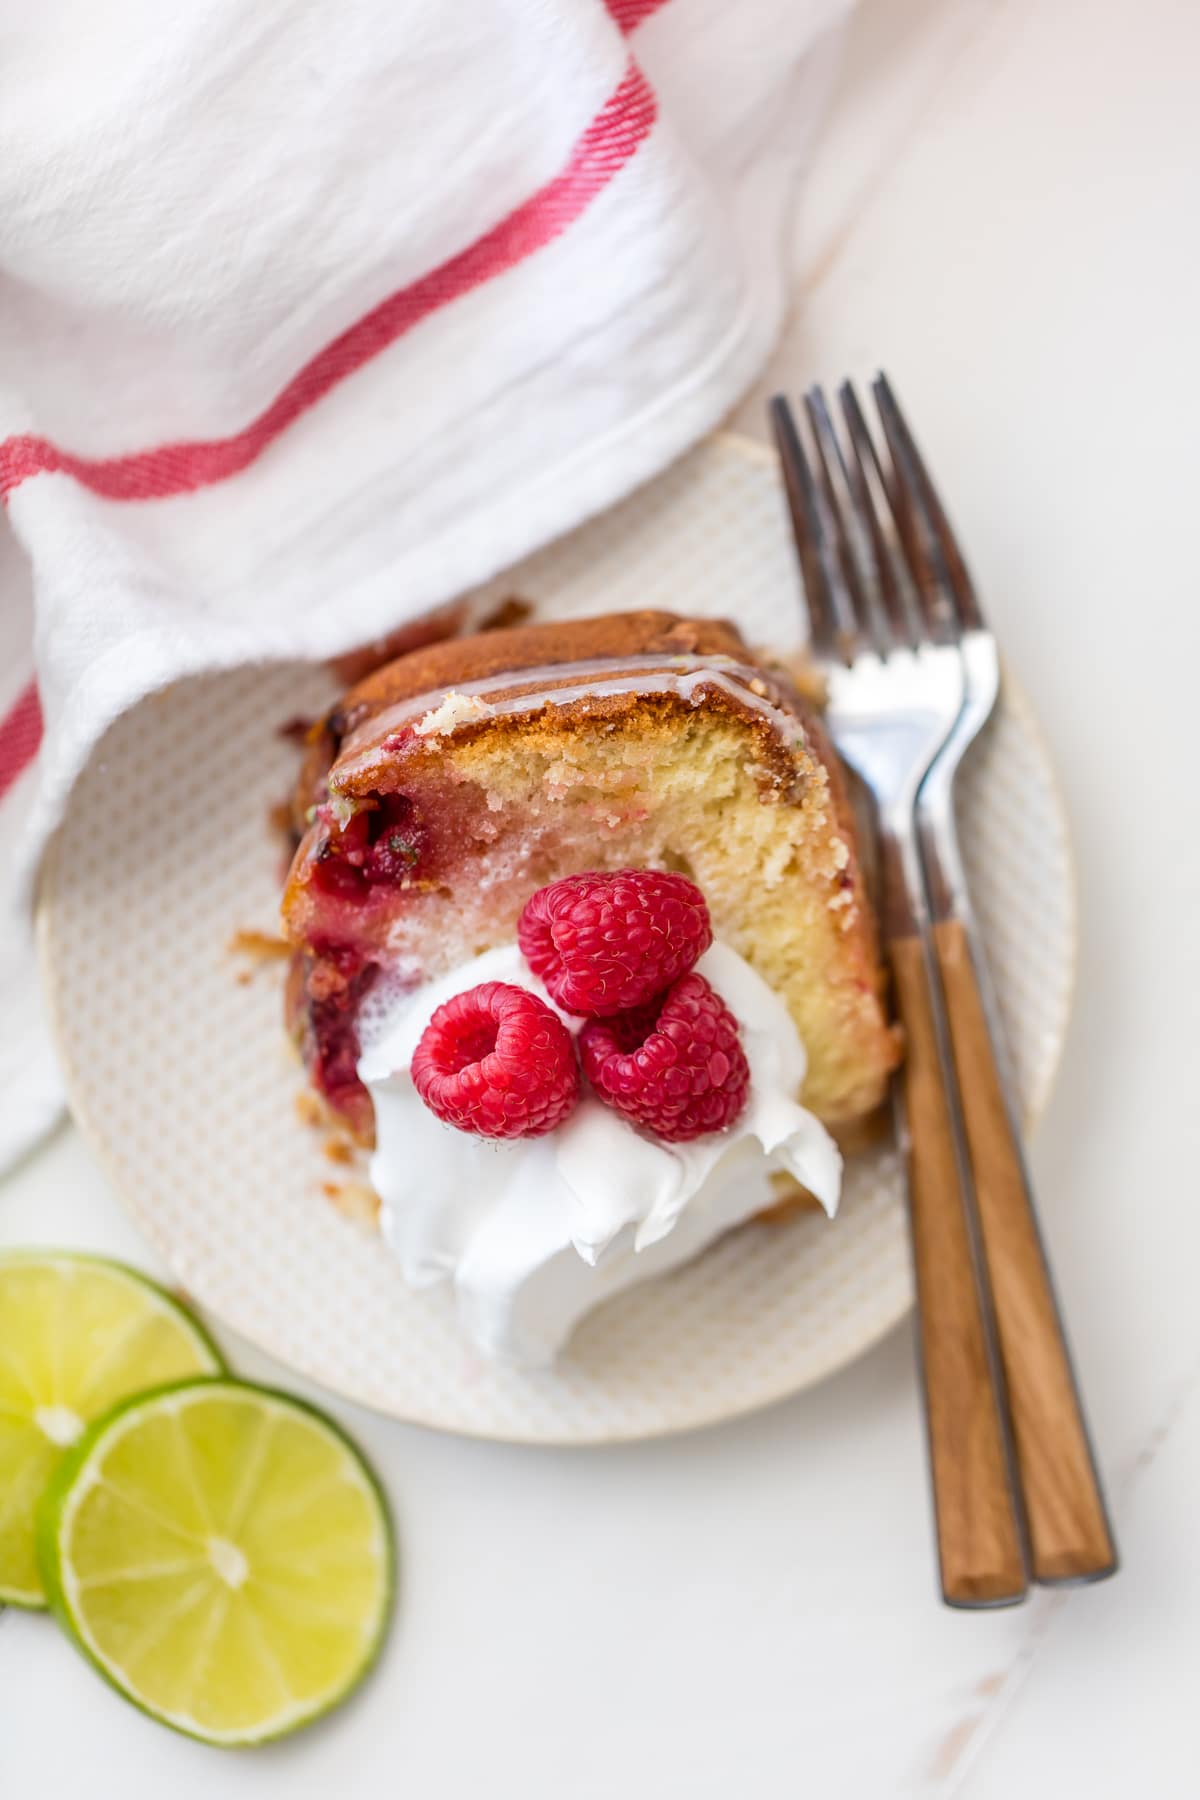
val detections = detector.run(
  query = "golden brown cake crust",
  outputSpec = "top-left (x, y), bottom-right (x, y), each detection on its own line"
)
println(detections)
top-left (331, 611), bottom-right (752, 737)
top-left (324, 610), bottom-right (825, 805)
top-left (293, 611), bottom-right (801, 824)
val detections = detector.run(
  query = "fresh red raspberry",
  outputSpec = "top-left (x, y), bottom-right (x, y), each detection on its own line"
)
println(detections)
top-left (580, 972), bottom-right (750, 1142)
top-left (411, 981), bottom-right (580, 1139)
top-left (518, 870), bottom-right (712, 1017)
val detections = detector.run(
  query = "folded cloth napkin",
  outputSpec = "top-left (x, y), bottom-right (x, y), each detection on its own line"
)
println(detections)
top-left (0, 0), bottom-right (852, 1174)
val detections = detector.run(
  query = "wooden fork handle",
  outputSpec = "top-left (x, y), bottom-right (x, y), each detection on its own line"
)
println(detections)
top-left (932, 919), bottom-right (1117, 1584)
top-left (889, 934), bottom-right (1028, 1607)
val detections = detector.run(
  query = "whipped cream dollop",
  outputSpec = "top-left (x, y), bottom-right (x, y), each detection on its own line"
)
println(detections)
top-left (357, 941), bottom-right (842, 1367)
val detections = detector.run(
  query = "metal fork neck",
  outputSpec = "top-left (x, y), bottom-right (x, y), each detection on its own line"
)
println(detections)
top-left (915, 758), bottom-right (966, 924)
top-left (877, 814), bottom-right (933, 941)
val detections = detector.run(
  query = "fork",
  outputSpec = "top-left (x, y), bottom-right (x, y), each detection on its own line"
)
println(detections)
top-left (872, 376), bottom-right (1117, 1586)
top-left (770, 389), bottom-right (1029, 1609)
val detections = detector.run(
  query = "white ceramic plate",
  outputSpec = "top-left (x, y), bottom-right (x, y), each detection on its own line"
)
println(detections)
top-left (39, 435), bottom-right (1076, 1444)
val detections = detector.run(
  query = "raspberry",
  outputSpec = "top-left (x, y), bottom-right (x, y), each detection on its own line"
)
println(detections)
top-left (310, 793), bottom-right (426, 900)
top-left (518, 870), bottom-right (712, 1017)
top-left (580, 972), bottom-right (750, 1142)
top-left (411, 982), bottom-right (580, 1139)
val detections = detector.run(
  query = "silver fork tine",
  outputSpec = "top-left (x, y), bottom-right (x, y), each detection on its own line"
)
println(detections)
top-left (839, 381), bottom-right (925, 651)
top-left (769, 396), bottom-right (836, 659)
top-left (873, 374), bottom-right (983, 632)
top-left (872, 375), bottom-right (969, 642)
top-left (802, 387), bottom-right (880, 652)
top-left (769, 396), bottom-right (860, 660)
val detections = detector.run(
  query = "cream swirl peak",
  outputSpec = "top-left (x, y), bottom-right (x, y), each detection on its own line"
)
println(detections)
top-left (357, 941), bottom-right (841, 1367)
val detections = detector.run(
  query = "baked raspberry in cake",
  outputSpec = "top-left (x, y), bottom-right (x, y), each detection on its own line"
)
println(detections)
top-left (282, 610), bottom-right (897, 1144)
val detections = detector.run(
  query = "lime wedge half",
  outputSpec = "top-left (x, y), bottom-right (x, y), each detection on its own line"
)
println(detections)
top-left (37, 1378), bottom-right (394, 1745)
top-left (0, 1251), bottom-right (222, 1607)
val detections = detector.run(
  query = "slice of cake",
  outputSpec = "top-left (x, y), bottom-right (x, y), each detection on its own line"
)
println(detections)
top-left (281, 609), bottom-right (898, 1364)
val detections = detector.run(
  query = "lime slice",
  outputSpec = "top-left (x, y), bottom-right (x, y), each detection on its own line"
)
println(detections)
top-left (37, 1378), bottom-right (394, 1745)
top-left (0, 1251), bottom-right (222, 1607)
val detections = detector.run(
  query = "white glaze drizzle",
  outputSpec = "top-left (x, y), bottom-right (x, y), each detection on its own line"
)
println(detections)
top-left (335, 653), bottom-right (806, 781)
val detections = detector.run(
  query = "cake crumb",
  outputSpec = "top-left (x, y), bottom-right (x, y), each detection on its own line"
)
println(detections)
top-left (768, 649), bottom-right (826, 706)
top-left (276, 715), bottom-right (316, 745)
top-left (267, 799), bottom-right (295, 838)
top-left (295, 1090), bottom-right (325, 1128)
top-left (321, 1180), bottom-right (381, 1226)
top-left (323, 1135), bottom-right (356, 1166)
top-left (479, 595), bottom-right (533, 632)
top-left (228, 928), bottom-right (291, 961)
top-left (414, 692), bottom-right (495, 737)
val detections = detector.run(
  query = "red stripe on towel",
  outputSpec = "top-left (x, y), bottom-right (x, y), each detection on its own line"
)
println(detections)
top-left (0, 60), bottom-right (657, 506)
top-left (605, 0), bottom-right (671, 33)
top-left (0, 681), bottom-right (42, 801)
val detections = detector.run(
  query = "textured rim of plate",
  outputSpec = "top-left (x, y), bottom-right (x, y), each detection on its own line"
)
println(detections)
top-left (37, 432), bottom-right (1078, 1444)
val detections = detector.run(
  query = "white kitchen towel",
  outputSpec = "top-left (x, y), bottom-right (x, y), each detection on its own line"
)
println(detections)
top-left (0, 0), bottom-right (852, 1173)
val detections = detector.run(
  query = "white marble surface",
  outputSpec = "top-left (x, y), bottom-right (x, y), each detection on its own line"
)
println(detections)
top-left (4, 0), bottom-right (1200, 1791)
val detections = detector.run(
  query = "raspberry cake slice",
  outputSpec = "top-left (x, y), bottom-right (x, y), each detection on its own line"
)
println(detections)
top-left (284, 611), bottom-right (896, 1133)
top-left (280, 609), bottom-right (898, 1363)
